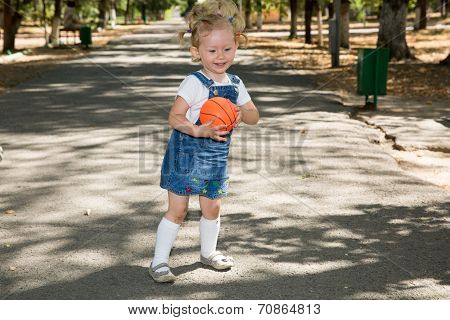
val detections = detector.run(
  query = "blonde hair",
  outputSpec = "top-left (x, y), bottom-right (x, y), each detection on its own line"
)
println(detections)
top-left (179, 0), bottom-right (247, 61)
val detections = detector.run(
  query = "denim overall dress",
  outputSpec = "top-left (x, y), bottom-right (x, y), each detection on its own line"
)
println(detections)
top-left (160, 71), bottom-right (240, 199)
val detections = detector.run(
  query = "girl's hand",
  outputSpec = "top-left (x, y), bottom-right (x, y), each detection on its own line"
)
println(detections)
top-left (234, 105), bottom-right (242, 128)
top-left (195, 120), bottom-right (229, 142)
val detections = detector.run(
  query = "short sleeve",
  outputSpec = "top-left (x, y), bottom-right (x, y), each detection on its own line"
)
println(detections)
top-left (236, 79), bottom-right (251, 106)
top-left (177, 75), bottom-right (200, 107)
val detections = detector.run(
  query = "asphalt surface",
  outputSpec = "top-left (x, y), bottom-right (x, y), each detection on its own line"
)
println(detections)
top-left (0, 20), bottom-right (449, 300)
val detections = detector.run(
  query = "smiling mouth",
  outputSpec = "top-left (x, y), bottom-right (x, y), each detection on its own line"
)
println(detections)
top-left (214, 63), bottom-right (227, 67)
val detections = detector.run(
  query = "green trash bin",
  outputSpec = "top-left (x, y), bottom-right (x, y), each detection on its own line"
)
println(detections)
top-left (356, 48), bottom-right (389, 109)
top-left (80, 26), bottom-right (92, 49)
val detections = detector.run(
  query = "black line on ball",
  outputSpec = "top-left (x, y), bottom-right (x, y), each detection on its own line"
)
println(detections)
top-left (200, 112), bottom-right (227, 126)
top-left (211, 99), bottom-right (233, 125)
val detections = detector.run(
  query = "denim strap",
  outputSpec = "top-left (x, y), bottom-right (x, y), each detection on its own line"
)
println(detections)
top-left (227, 73), bottom-right (241, 85)
top-left (190, 72), bottom-right (214, 88)
top-left (190, 71), bottom-right (240, 87)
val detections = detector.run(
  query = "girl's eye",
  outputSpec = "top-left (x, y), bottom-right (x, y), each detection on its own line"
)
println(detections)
top-left (225, 48), bottom-right (231, 51)
top-left (209, 50), bottom-right (216, 53)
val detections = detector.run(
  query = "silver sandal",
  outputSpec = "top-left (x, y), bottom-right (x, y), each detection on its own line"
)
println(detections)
top-left (149, 262), bottom-right (176, 283)
top-left (200, 251), bottom-right (234, 270)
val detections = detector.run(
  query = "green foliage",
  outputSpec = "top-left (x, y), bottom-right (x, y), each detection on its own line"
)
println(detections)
top-left (261, 0), bottom-right (281, 12)
top-left (13, 0), bottom-right (443, 27)
top-left (350, 0), bottom-right (366, 22)
top-left (19, 0), bottom-right (52, 24)
top-left (78, 0), bottom-right (100, 23)
top-left (408, 0), bottom-right (418, 10)
top-left (138, 0), bottom-right (177, 20)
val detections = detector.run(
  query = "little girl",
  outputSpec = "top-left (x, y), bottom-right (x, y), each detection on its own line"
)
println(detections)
top-left (150, 0), bottom-right (259, 283)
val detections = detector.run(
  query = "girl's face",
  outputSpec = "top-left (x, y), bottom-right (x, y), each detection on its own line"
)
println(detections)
top-left (191, 26), bottom-right (237, 81)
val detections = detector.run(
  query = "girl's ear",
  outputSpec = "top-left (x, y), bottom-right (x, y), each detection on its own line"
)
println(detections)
top-left (190, 47), bottom-right (200, 60)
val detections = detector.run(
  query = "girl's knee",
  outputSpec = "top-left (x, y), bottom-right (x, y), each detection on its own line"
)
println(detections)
top-left (166, 205), bottom-right (188, 224)
top-left (200, 197), bottom-right (221, 219)
top-left (166, 192), bottom-right (189, 224)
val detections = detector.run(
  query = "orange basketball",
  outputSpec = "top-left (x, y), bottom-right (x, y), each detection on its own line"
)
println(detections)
top-left (199, 97), bottom-right (238, 132)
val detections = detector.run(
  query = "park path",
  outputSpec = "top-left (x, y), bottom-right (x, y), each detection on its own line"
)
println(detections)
top-left (0, 19), bottom-right (449, 299)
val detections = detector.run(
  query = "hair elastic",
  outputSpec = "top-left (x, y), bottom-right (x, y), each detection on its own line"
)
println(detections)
top-left (228, 16), bottom-right (235, 24)
top-left (186, 28), bottom-right (192, 33)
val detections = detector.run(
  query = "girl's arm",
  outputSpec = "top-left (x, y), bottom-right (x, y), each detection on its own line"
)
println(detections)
top-left (237, 100), bottom-right (259, 125)
top-left (168, 96), bottom-right (229, 142)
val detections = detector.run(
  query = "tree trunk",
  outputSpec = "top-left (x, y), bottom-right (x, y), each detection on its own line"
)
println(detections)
top-left (441, 0), bottom-right (448, 18)
top-left (182, 0), bottom-right (196, 17)
top-left (340, 0), bottom-right (350, 49)
top-left (245, 0), bottom-right (252, 29)
top-left (111, 1), bottom-right (117, 29)
top-left (130, 1), bottom-right (136, 23)
top-left (125, 0), bottom-right (131, 24)
top-left (256, 0), bottom-right (262, 31)
top-left (289, 0), bottom-right (298, 38)
top-left (377, 0), bottom-right (411, 60)
top-left (317, 1), bottom-right (323, 46)
top-left (42, 0), bottom-right (48, 47)
top-left (305, 0), bottom-right (313, 44)
top-left (98, 0), bottom-right (108, 29)
top-left (327, 1), bottom-right (334, 20)
top-left (439, 53), bottom-right (450, 65)
top-left (419, 0), bottom-right (427, 29)
top-left (50, 0), bottom-right (62, 47)
top-left (140, 2), bottom-right (146, 24)
top-left (279, 0), bottom-right (284, 23)
top-left (2, 0), bottom-right (23, 53)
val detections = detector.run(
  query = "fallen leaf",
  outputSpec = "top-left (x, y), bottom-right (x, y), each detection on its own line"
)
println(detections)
top-left (4, 210), bottom-right (16, 215)
top-left (84, 209), bottom-right (91, 216)
top-left (9, 266), bottom-right (16, 271)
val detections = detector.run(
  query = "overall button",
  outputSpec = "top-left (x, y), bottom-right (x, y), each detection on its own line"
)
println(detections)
top-left (213, 89), bottom-right (219, 96)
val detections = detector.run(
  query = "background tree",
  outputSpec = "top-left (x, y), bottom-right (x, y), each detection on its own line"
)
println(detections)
top-left (2, 0), bottom-right (34, 53)
top-left (125, 0), bottom-right (131, 24)
top-left (289, 0), bottom-right (298, 38)
top-left (326, 0), bottom-right (333, 19)
top-left (41, 0), bottom-right (48, 46)
top-left (377, 0), bottom-right (412, 60)
top-left (414, 0), bottom-right (427, 30)
top-left (350, 0), bottom-right (366, 24)
top-left (305, 0), bottom-right (314, 43)
top-left (256, 0), bottom-right (262, 31)
top-left (146, 0), bottom-right (173, 20)
top-left (98, 0), bottom-right (110, 29)
top-left (340, 0), bottom-right (350, 48)
top-left (110, 0), bottom-right (117, 28)
top-left (245, 0), bottom-right (253, 29)
top-left (49, 0), bottom-right (62, 46)
top-left (441, 0), bottom-right (448, 17)
top-left (180, 0), bottom-right (196, 17)
top-left (317, 0), bottom-right (324, 46)
top-left (279, 0), bottom-right (286, 22)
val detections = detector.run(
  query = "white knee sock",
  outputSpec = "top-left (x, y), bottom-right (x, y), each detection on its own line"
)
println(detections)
top-left (200, 216), bottom-right (220, 259)
top-left (151, 217), bottom-right (180, 272)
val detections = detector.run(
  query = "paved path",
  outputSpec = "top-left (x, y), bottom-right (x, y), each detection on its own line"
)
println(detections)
top-left (0, 20), bottom-right (449, 299)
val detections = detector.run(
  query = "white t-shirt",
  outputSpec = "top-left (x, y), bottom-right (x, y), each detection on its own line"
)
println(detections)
top-left (177, 71), bottom-right (252, 124)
